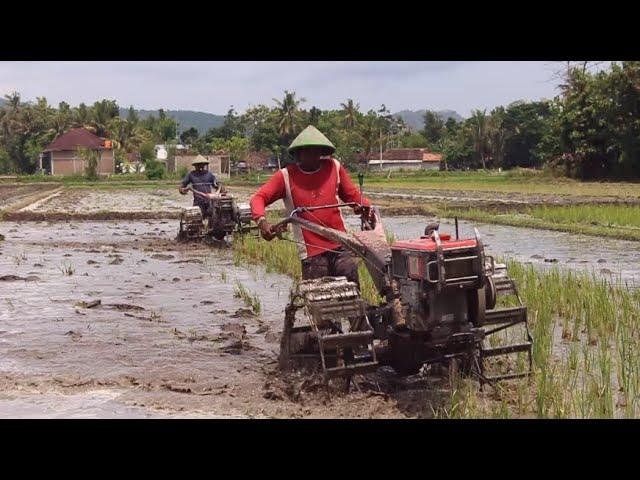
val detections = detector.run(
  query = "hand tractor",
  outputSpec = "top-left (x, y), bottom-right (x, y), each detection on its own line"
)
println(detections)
top-left (275, 205), bottom-right (533, 386)
top-left (177, 186), bottom-right (253, 243)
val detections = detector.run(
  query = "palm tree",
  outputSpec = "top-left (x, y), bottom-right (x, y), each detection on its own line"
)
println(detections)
top-left (470, 109), bottom-right (489, 169)
top-left (340, 99), bottom-right (360, 128)
top-left (72, 103), bottom-right (93, 130)
top-left (90, 100), bottom-right (119, 137)
top-left (272, 90), bottom-right (305, 138)
top-left (487, 115), bottom-right (507, 169)
top-left (4, 92), bottom-right (21, 112)
top-left (109, 116), bottom-right (148, 152)
top-left (1, 92), bottom-right (22, 137)
top-left (357, 113), bottom-right (381, 166)
top-left (308, 106), bottom-right (322, 125)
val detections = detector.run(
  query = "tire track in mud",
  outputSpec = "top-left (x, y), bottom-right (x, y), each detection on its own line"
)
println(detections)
top-left (0, 184), bottom-right (63, 215)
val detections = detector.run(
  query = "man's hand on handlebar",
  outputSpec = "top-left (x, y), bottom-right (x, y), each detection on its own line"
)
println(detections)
top-left (179, 187), bottom-right (189, 195)
top-left (258, 219), bottom-right (275, 241)
top-left (354, 204), bottom-right (376, 230)
top-left (258, 218), bottom-right (288, 241)
top-left (354, 204), bottom-right (374, 219)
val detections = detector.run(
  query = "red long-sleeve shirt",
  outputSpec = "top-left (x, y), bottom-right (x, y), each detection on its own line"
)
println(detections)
top-left (250, 159), bottom-right (371, 259)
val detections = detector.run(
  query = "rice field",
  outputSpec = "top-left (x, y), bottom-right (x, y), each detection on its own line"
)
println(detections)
top-left (233, 232), bottom-right (640, 418)
top-left (360, 170), bottom-right (640, 198)
top-left (528, 204), bottom-right (640, 229)
top-left (446, 205), bottom-right (640, 242)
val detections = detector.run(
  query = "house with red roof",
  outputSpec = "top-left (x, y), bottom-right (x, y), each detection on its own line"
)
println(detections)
top-left (39, 128), bottom-right (115, 176)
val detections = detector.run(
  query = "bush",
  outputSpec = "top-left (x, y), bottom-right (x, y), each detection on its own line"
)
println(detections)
top-left (177, 165), bottom-right (189, 179)
top-left (140, 142), bottom-right (156, 163)
top-left (77, 147), bottom-right (100, 181)
top-left (0, 148), bottom-right (11, 174)
top-left (145, 159), bottom-right (166, 180)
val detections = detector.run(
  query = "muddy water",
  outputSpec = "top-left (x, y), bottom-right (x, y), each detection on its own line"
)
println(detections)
top-left (346, 215), bottom-right (640, 288)
top-left (26, 188), bottom-right (254, 215)
top-left (0, 220), bottom-right (291, 418)
top-left (0, 220), bottom-right (413, 418)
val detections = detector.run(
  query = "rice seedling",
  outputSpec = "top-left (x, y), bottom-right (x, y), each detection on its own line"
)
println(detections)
top-left (11, 252), bottom-right (27, 266)
top-left (234, 281), bottom-right (262, 314)
top-left (59, 260), bottom-right (75, 276)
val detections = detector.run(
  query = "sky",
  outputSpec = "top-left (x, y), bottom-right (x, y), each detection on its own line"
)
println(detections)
top-left (0, 61), bottom-right (608, 117)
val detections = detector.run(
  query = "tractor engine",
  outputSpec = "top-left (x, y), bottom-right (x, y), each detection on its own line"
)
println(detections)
top-left (277, 208), bottom-right (533, 384)
top-left (177, 194), bottom-right (253, 243)
top-left (208, 196), bottom-right (252, 240)
top-left (390, 232), bottom-right (491, 334)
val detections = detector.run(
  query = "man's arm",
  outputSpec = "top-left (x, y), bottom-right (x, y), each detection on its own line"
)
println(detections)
top-left (179, 172), bottom-right (191, 194)
top-left (210, 172), bottom-right (220, 189)
top-left (250, 170), bottom-right (286, 240)
top-left (209, 172), bottom-right (225, 193)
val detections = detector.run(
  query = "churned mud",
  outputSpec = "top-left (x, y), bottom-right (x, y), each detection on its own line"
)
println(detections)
top-left (3, 186), bottom-right (255, 221)
top-left (0, 220), bottom-right (450, 418)
top-left (0, 184), bottom-right (62, 212)
top-left (2, 184), bottom-right (638, 418)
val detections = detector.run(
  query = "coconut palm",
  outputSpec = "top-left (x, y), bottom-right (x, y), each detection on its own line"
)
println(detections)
top-left (109, 116), bottom-right (148, 152)
top-left (340, 99), bottom-right (360, 128)
top-left (487, 116), bottom-right (507, 169)
top-left (4, 92), bottom-right (21, 112)
top-left (469, 109), bottom-right (489, 169)
top-left (357, 113), bottom-right (381, 165)
top-left (72, 103), bottom-right (93, 129)
top-left (272, 91), bottom-right (306, 138)
top-left (90, 100), bottom-right (119, 137)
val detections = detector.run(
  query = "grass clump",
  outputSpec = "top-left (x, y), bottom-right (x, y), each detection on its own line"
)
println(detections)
top-left (234, 281), bottom-right (262, 314)
top-left (59, 260), bottom-right (75, 276)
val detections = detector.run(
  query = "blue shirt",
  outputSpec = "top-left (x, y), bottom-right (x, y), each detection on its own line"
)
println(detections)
top-left (181, 170), bottom-right (219, 206)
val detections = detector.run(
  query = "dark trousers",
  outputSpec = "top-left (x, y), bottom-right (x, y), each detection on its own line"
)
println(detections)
top-left (195, 201), bottom-right (212, 218)
top-left (301, 248), bottom-right (360, 288)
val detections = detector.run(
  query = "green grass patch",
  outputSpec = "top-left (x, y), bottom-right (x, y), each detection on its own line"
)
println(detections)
top-left (529, 205), bottom-right (640, 229)
top-left (360, 169), bottom-right (640, 198)
top-left (444, 205), bottom-right (640, 242)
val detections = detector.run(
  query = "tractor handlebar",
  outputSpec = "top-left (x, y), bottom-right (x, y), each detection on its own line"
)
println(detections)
top-left (187, 185), bottom-right (226, 200)
top-left (274, 202), bottom-right (376, 234)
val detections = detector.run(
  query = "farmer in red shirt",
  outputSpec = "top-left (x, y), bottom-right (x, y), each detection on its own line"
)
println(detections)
top-left (250, 125), bottom-right (373, 288)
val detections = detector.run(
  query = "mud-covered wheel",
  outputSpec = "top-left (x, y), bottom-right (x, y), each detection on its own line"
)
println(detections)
top-left (176, 222), bottom-right (189, 242)
top-left (485, 276), bottom-right (497, 310)
top-left (278, 305), bottom-right (295, 371)
top-left (212, 230), bottom-right (227, 241)
top-left (468, 287), bottom-right (486, 327)
top-left (389, 329), bottom-right (423, 376)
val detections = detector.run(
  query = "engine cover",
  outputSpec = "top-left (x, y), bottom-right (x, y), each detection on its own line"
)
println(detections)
top-left (398, 279), bottom-right (470, 332)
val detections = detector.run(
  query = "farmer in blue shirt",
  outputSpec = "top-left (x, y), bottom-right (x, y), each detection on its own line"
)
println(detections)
top-left (179, 156), bottom-right (224, 217)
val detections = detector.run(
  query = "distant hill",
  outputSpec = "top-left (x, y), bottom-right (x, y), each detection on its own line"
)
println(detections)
top-left (394, 110), bottom-right (464, 132)
top-left (119, 108), bottom-right (225, 135)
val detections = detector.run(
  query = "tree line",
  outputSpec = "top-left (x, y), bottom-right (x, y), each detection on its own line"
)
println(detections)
top-left (429, 61), bottom-right (640, 180)
top-left (1, 61), bottom-right (638, 180)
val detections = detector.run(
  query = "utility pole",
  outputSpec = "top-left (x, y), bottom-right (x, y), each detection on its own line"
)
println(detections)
top-left (379, 128), bottom-right (383, 171)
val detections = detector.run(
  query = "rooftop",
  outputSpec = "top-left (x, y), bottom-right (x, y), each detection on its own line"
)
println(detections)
top-left (43, 128), bottom-right (109, 152)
